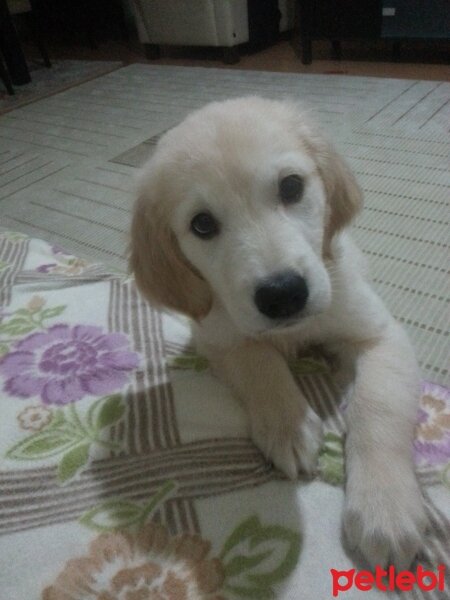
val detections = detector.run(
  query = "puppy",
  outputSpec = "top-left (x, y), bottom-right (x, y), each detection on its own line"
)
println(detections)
top-left (130, 97), bottom-right (427, 568)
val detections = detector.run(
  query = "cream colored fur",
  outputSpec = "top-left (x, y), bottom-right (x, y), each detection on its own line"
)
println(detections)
top-left (130, 97), bottom-right (428, 569)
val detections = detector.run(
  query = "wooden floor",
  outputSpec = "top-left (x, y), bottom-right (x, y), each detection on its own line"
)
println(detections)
top-left (39, 36), bottom-right (450, 82)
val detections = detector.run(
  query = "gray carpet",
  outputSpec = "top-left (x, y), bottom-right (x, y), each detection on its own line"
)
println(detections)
top-left (0, 64), bottom-right (449, 384)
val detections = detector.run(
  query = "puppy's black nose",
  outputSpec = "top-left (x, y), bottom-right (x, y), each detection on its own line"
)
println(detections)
top-left (254, 271), bottom-right (309, 320)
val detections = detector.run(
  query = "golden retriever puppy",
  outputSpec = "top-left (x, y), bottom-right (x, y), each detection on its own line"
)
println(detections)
top-left (130, 97), bottom-right (427, 569)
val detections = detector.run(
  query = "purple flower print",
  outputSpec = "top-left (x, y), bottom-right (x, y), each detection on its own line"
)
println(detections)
top-left (51, 244), bottom-right (69, 256)
top-left (36, 258), bottom-right (89, 276)
top-left (0, 325), bottom-right (139, 405)
top-left (37, 264), bottom-right (57, 273)
top-left (414, 381), bottom-right (450, 467)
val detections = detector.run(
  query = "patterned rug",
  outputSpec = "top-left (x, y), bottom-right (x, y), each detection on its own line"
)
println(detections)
top-left (0, 65), bottom-right (449, 599)
top-left (0, 231), bottom-right (449, 600)
top-left (0, 59), bottom-right (123, 114)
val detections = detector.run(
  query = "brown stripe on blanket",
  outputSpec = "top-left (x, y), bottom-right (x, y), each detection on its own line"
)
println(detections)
top-left (1, 438), bottom-right (260, 484)
top-left (142, 295), bottom-right (166, 448)
top-left (140, 290), bottom-right (163, 451)
top-left (174, 497), bottom-right (190, 533)
top-left (418, 470), bottom-right (445, 487)
top-left (119, 281), bottom-right (139, 455)
top-left (163, 499), bottom-right (179, 536)
top-left (396, 491), bottom-right (450, 600)
top-left (108, 279), bottom-right (180, 453)
top-left (149, 303), bottom-right (180, 447)
top-left (1, 444), bottom-right (267, 498)
top-left (0, 236), bottom-right (29, 306)
top-left (164, 340), bottom-right (195, 356)
top-left (0, 440), bottom-right (265, 484)
top-left (0, 471), bottom-right (270, 526)
top-left (109, 280), bottom-right (143, 454)
top-left (1, 465), bottom-right (273, 521)
top-left (15, 266), bottom-right (119, 284)
top-left (108, 279), bottom-right (122, 448)
top-left (0, 471), bottom-right (275, 536)
top-left (104, 277), bottom-right (200, 536)
top-left (0, 439), bottom-right (273, 534)
top-left (142, 289), bottom-right (165, 449)
top-left (127, 281), bottom-right (150, 454)
top-left (421, 492), bottom-right (450, 576)
top-left (174, 497), bottom-right (200, 535)
top-left (297, 374), bottom-right (345, 432)
top-left (126, 281), bottom-right (146, 454)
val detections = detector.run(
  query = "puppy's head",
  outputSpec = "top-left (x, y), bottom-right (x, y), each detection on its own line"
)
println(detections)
top-left (130, 97), bottom-right (362, 334)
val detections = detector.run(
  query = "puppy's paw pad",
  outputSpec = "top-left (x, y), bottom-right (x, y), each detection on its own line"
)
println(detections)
top-left (344, 484), bottom-right (428, 569)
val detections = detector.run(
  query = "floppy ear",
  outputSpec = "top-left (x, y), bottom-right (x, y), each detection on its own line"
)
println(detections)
top-left (294, 108), bottom-right (362, 255)
top-left (317, 144), bottom-right (363, 257)
top-left (129, 195), bottom-right (212, 320)
top-left (307, 136), bottom-right (362, 258)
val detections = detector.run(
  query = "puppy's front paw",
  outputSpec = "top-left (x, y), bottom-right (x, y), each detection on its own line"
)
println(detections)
top-left (249, 401), bottom-right (323, 480)
top-left (344, 471), bottom-right (428, 569)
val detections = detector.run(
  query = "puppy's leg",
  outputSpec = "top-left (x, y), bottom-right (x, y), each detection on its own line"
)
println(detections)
top-left (210, 340), bottom-right (323, 479)
top-left (343, 321), bottom-right (428, 568)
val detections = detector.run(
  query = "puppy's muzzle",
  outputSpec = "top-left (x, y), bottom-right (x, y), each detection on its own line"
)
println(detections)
top-left (254, 270), bottom-right (309, 320)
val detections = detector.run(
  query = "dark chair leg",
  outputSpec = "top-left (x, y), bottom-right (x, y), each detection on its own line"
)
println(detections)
top-left (298, 0), bottom-right (313, 64)
top-left (29, 0), bottom-right (51, 67)
top-left (223, 46), bottom-right (240, 64)
top-left (144, 44), bottom-right (161, 59)
top-left (392, 41), bottom-right (401, 62)
top-left (114, 0), bottom-right (129, 41)
top-left (0, 0), bottom-right (31, 85)
top-left (27, 13), bottom-right (51, 67)
top-left (301, 38), bottom-right (312, 64)
top-left (331, 39), bottom-right (342, 60)
top-left (77, 1), bottom-right (97, 49)
top-left (0, 54), bottom-right (14, 95)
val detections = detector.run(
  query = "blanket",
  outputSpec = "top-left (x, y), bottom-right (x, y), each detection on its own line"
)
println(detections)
top-left (0, 230), bottom-right (448, 600)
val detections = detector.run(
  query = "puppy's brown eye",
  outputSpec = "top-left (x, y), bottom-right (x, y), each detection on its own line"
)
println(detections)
top-left (190, 212), bottom-right (220, 239)
top-left (279, 174), bottom-right (304, 204)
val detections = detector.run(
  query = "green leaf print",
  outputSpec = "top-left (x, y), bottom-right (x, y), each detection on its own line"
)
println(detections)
top-left (442, 463), bottom-right (450, 491)
top-left (6, 396), bottom-right (125, 483)
top-left (79, 481), bottom-right (176, 532)
top-left (0, 299), bottom-right (67, 339)
top-left (94, 395), bottom-right (124, 430)
top-left (58, 443), bottom-right (90, 482)
top-left (167, 352), bottom-right (329, 377)
top-left (46, 408), bottom-right (66, 430)
top-left (225, 583), bottom-right (274, 599)
top-left (0, 318), bottom-right (36, 336)
top-left (80, 500), bottom-right (144, 531)
top-left (289, 357), bottom-right (329, 376)
top-left (14, 308), bottom-right (34, 316)
top-left (6, 428), bottom-right (78, 460)
top-left (168, 353), bottom-right (210, 372)
top-left (225, 551), bottom-right (272, 578)
top-left (40, 306), bottom-right (66, 319)
top-left (221, 515), bottom-right (301, 599)
top-left (318, 432), bottom-right (345, 485)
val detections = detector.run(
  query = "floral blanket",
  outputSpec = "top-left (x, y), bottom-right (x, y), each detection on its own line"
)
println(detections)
top-left (0, 231), bottom-right (449, 600)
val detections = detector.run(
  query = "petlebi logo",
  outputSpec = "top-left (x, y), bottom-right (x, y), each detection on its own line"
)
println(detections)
top-left (331, 564), bottom-right (446, 597)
